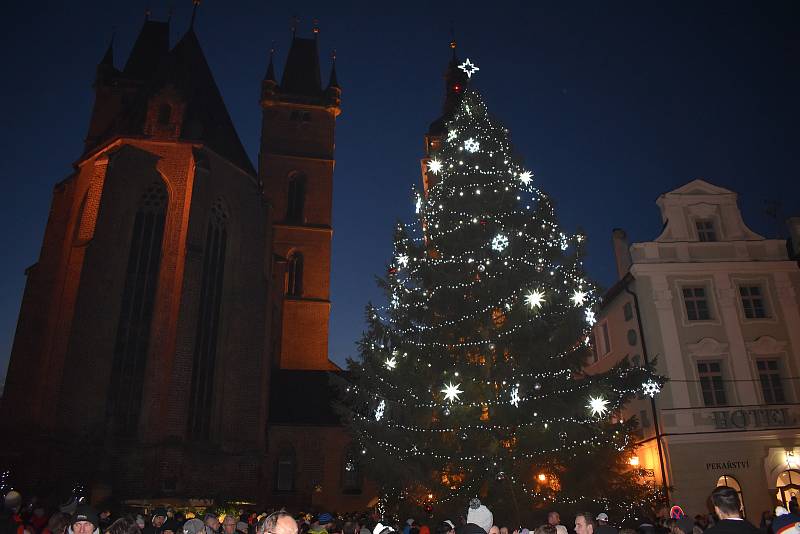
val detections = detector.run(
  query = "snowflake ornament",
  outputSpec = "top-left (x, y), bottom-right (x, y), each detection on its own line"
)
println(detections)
top-left (464, 138), bottom-right (480, 153)
top-left (585, 309), bottom-right (597, 326)
top-left (396, 254), bottom-right (409, 267)
top-left (525, 289), bottom-right (545, 309)
top-left (447, 129), bottom-right (458, 142)
top-left (458, 58), bottom-right (480, 78)
top-left (374, 399), bottom-right (386, 421)
top-left (441, 382), bottom-right (463, 403)
top-left (427, 159), bottom-right (443, 174)
top-left (510, 385), bottom-right (520, 407)
top-left (415, 196), bottom-right (422, 214)
top-left (587, 395), bottom-right (609, 417)
top-left (519, 170), bottom-right (533, 186)
top-left (385, 356), bottom-right (397, 370)
top-left (642, 379), bottom-right (661, 398)
top-left (491, 233), bottom-right (509, 252)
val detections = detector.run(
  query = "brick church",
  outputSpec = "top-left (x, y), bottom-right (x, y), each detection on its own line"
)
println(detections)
top-left (0, 12), bottom-right (376, 511)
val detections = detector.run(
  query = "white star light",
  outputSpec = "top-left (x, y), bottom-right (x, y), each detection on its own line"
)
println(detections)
top-left (519, 171), bottom-right (533, 186)
top-left (441, 382), bottom-right (463, 403)
top-left (415, 196), bottom-right (422, 213)
top-left (510, 385), bottom-right (520, 407)
top-left (374, 399), bottom-right (386, 421)
top-left (642, 379), bottom-right (661, 398)
top-left (447, 129), bottom-right (458, 142)
top-left (385, 356), bottom-right (397, 370)
top-left (571, 290), bottom-right (587, 306)
top-left (491, 233), bottom-right (509, 252)
top-left (464, 138), bottom-right (480, 153)
top-left (525, 289), bottom-right (545, 309)
top-left (585, 309), bottom-right (597, 325)
top-left (458, 58), bottom-right (480, 78)
top-left (587, 395), bottom-right (609, 417)
top-left (396, 254), bottom-right (409, 267)
top-left (427, 159), bottom-right (443, 174)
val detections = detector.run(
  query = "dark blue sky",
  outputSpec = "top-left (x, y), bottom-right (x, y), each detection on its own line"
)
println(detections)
top-left (1, 1), bottom-right (799, 381)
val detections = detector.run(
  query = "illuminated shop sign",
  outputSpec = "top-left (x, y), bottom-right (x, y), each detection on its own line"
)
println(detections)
top-left (712, 408), bottom-right (795, 429)
top-left (706, 460), bottom-right (750, 470)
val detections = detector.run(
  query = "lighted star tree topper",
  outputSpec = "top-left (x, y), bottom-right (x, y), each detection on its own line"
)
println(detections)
top-left (339, 57), bottom-right (664, 517)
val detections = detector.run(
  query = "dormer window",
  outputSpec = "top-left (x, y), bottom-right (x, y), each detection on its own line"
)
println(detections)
top-left (696, 219), bottom-right (717, 242)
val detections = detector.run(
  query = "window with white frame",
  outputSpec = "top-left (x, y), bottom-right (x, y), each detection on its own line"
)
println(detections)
top-left (696, 219), bottom-right (717, 242)
top-left (594, 321), bottom-right (611, 358)
top-left (739, 285), bottom-right (769, 319)
top-left (683, 286), bottom-right (712, 321)
top-left (697, 360), bottom-right (727, 406)
top-left (757, 359), bottom-right (785, 404)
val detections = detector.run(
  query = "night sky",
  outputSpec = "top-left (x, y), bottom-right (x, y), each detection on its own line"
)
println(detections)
top-left (1, 1), bottom-right (799, 383)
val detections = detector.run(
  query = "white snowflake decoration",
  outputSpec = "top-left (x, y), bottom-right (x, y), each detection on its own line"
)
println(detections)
top-left (396, 254), bottom-right (409, 268)
top-left (525, 289), bottom-right (545, 309)
top-left (585, 309), bottom-right (597, 326)
top-left (587, 395), bottom-right (609, 417)
top-left (642, 379), bottom-right (661, 398)
top-left (464, 138), bottom-right (480, 153)
top-left (458, 58), bottom-right (480, 78)
top-left (374, 399), bottom-right (386, 421)
top-left (391, 293), bottom-right (400, 308)
top-left (491, 233), bottom-right (509, 252)
top-left (427, 159), bottom-right (443, 174)
top-left (385, 356), bottom-right (397, 370)
top-left (570, 290), bottom-right (587, 306)
top-left (510, 385), bottom-right (520, 407)
top-left (447, 129), bottom-right (458, 142)
top-left (415, 196), bottom-right (422, 213)
top-left (519, 170), bottom-right (533, 186)
top-left (441, 382), bottom-right (463, 403)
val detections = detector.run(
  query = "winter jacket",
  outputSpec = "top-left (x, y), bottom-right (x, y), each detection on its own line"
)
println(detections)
top-left (704, 520), bottom-right (760, 534)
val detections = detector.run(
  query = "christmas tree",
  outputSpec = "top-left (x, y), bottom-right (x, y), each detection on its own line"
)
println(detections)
top-left (340, 57), bottom-right (664, 521)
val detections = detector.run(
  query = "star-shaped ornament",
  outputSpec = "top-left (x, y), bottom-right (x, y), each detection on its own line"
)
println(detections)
top-left (585, 309), bottom-right (597, 325)
top-left (427, 159), bottom-right (443, 174)
top-left (525, 289), bottom-right (545, 309)
top-left (441, 382), bottom-right (463, 403)
top-left (570, 290), bottom-right (587, 306)
top-left (519, 171), bottom-right (533, 186)
top-left (587, 395), bottom-right (609, 417)
top-left (396, 254), bottom-right (409, 267)
top-left (385, 356), bottom-right (397, 370)
top-left (458, 58), bottom-right (480, 78)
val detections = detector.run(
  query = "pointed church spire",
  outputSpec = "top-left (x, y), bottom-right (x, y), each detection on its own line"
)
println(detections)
top-left (100, 31), bottom-right (115, 67)
top-left (264, 44), bottom-right (277, 82)
top-left (428, 37), bottom-right (469, 136)
top-left (326, 49), bottom-right (339, 89)
top-left (190, 0), bottom-right (200, 28)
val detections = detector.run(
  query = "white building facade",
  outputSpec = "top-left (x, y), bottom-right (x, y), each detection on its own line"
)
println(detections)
top-left (587, 179), bottom-right (800, 517)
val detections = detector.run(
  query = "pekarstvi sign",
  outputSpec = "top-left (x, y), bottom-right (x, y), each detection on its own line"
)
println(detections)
top-left (706, 460), bottom-right (750, 470)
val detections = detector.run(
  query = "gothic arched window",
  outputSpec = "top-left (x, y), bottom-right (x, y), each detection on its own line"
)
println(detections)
top-left (107, 181), bottom-right (168, 434)
top-left (286, 252), bottom-right (303, 297)
top-left (286, 173), bottom-right (306, 223)
top-left (187, 199), bottom-right (229, 440)
top-left (275, 446), bottom-right (296, 492)
top-left (342, 448), bottom-right (362, 494)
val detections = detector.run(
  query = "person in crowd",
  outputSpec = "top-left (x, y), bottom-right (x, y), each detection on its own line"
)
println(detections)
top-left (534, 525), bottom-right (556, 534)
top-left (403, 522), bottom-right (413, 534)
top-left (310, 515), bottom-right (333, 534)
top-left (574, 513), bottom-right (596, 534)
top-left (104, 518), bottom-right (140, 534)
top-left (770, 506), bottom-right (799, 534)
top-left (464, 498), bottom-right (493, 534)
top-left (548, 514), bottom-right (568, 534)
top-left (595, 514), bottom-right (616, 534)
top-left (204, 514), bottom-right (220, 534)
top-left (97, 508), bottom-right (113, 533)
top-left (1, 490), bottom-right (25, 534)
top-left (222, 516), bottom-right (238, 534)
top-left (419, 525), bottom-right (430, 534)
top-left (759, 511), bottom-right (773, 534)
top-left (134, 518), bottom-right (145, 532)
top-left (488, 527), bottom-right (499, 534)
top-left (144, 510), bottom-right (167, 534)
top-left (619, 529), bottom-right (637, 534)
top-left (436, 522), bottom-right (454, 534)
top-left (637, 517), bottom-right (656, 534)
top-left (258, 512), bottom-right (298, 534)
top-left (500, 527), bottom-right (508, 534)
top-left (69, 505), bottom-right (100, 534)
top-left (694, 516), bottom-right (709, 534)
top-left (184, 519), bottom-right (205, 534)
top-left (703, 486), bottom-right (759, 534)
top-left (236, 521), bottom-right (249, 534)
top-left (161, 519), bottom-right (180, 534)
top-left (43, 512), bottom-right (72, 534)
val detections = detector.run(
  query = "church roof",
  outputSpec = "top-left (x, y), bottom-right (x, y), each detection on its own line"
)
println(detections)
top-left (88, 21), bottom-right (254, 175)
top-left (280, 37), bottom-right (322, 97)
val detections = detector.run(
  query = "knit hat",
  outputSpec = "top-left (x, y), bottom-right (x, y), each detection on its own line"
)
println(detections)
top-left (162, 519), bottom-right (181, 534)
top-left (466, 498), bottom-right (493, 534)
top-left (72, 505), bottom-right (99, 529)
top-left (373, 524), bottom-right (394, 534)
top-left (596, 514), bottom-right (608, 522)
top-left (318, 513), bottom-right (334, 525)
top-left (184, 519), bottom-right (206, 534)
top-left (152, 509), bottom-right (169, 522)
top-left (4, 490), bottom-right (22, 510)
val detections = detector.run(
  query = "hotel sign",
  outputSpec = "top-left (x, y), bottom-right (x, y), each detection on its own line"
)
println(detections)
top-left (712, 407), bottom-right (796, 429)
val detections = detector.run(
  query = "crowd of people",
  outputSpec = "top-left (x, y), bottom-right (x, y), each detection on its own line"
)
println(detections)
top-left (0, 486), bottom-right (790, 534)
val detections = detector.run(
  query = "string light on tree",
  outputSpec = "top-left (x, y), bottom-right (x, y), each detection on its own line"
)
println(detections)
top-left (587, 395), bottom-right (610, 417)
top-left (458, 58), bottom-right (480, 78)
top-left (441, 382), bottom-right (464, 403)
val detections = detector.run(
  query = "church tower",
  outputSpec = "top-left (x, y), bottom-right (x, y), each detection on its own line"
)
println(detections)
top-left (259, 26), bottom-right (341, 370)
